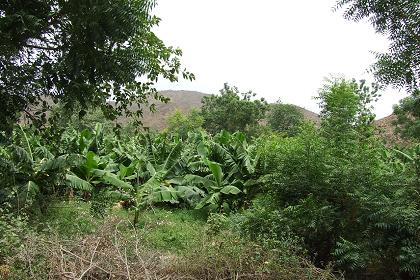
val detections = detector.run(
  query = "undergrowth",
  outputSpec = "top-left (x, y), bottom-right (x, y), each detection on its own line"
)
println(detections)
top-left (1, 201), bottom-right (340, 280)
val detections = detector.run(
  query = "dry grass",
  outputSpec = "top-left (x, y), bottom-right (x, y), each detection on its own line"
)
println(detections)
top-left (7, 215), bottom-right (340, 280)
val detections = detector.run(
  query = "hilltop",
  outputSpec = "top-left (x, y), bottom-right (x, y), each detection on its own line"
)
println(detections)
top-left (135, 90), bottom-right (321, 129)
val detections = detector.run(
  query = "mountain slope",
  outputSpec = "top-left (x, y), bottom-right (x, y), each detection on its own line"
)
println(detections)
top-left (138, 90), bottom-right (403, 145)
top-left (131, 90), bottom-right (321, 129)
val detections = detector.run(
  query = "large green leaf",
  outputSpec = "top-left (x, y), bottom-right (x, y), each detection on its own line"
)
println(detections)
top-left (85, 151), bottom-right (99, 171)
top-left (105, 190), bottom-right (131, 201)
top-left (102, 172), bottom-right (133, 191)
top-left (244, 179), bottom-right (259, 187)
top-left (163, 142), bottom-right (183, 171)
top-left (39, 156), bottom-right (66, 172)
top-left (195, 193), bottom-right (220, 209)
top-left (13, 146), bottom-right (33, 165)
top-left (197, 142), bottom-right (209, 158)
top-left (184, 174), bottom-right (213, 189)
top-left (137, 176), bottom-right (161, 200)
top-left (206, 160), bottom-right (223, 187)
top-left (220, 185), bottom-right (241, 195)
top-left (176, 185), bottom-right (205, 198)
top-left (79, 129), bottom-right (94, 153)
top-left (34, 146), bottom-right (53, 160)
top-left (65, 174), bottom-right (93, 191)
top-left (118, 164), bottom-right (129, 178)
top-left (155, 186), bottom-right (178, 203)
top-left (167, 177), bottom-right (184, 185)
top-left (146, 161), bottom-right (156, 176)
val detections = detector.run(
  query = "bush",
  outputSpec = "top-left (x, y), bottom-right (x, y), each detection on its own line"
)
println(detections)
top-left (248, 79), bottom-right (420, 279)
top-left (0, 204), bottom-right (32, 271)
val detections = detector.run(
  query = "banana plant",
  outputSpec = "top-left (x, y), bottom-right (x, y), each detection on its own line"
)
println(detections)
top-left (0, 126), bottom-right (85, 212)
top-left (192, 131), bottom-right (261, 199)
top-left (67, 150), bottom-right (132, 193)
top-left (110, 141), bottom-right (193, 225)
top-left (183, 159), bottom-right (242, 211)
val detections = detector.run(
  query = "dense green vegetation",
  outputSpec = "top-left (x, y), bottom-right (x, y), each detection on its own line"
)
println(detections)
top-left (0, 0), bottom-right (194, 134)
top-left (267, 102), bottom-right (304, 136)
top-left (336, 0), bottom-right (419, 93)
top-left (1, 0), bottom-right (419, 279)
top-left (201, 83), bottom-right (268, 134)
top-left (1, 79), bottom-right (419, 279)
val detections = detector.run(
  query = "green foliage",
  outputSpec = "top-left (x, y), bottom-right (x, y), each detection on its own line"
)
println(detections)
top-left (335, 0), bottom-right (419, 93)
top-left (1, 77), bottom-right (418, 278)
top-left (0, 0), bottom-right (194, 133)
top-left (201, 83), bottom-right (268, 134)
top-left (134, 208), bottom-right (206, 252)
top-left (183, 159), bottom-right (242, 211)
top-left (0, 126), bottom-right (85, 213)
top-left (267, 101), bottom-right (304, 136)
top-left (249, 79), bottom-right (420, 278)
top-left (317, 78), bottom-right (378, 141)
top-left (335, 0), bottom-right (420, 144)
top-left (166, 109), bottom-right (204, 139)
top-left (36, 200), bottom-right (100, 238)
top-left (3, 205), bottom-right (338, 280)
top-left (206, 213), bottom-right (230, 235)
top-left (0, 205), bottom-right (31, 263)
top-left (1, 1), bottom-right (418, 278)
top-left (393, 94), bottom-right (420, 141)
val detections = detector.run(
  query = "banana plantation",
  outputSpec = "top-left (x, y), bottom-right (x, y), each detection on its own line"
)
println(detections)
top-left (1, 97), bottom-right (419, 279)
top-left (1, 124), bottom-right (260, 223)
top-left (1, 0), bottom-right (419, 279)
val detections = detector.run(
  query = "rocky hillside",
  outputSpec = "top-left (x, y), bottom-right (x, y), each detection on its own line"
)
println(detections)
top-left (134, 90), bottom-right (321, 129)
top-left (129, 90), bottom-right (210, 130)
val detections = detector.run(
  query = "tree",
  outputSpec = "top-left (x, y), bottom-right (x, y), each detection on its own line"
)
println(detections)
top-left (0, 0), bottom-right (194, 134)
top-left (316, 78), bottom-right (378, 147)
top-left (267, 101), bottom-right (304, 136)
top-left (201, 83), bottom-right (268, 134)
top-left (166, 109), bottom-right (204, 139)
top-left (335, 0), bottom-right (419, 93)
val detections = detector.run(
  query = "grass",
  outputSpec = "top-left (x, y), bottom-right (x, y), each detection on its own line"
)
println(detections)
top-left (35, 200), bottom-right (208, 253)
top-left (135, 207), bottom-right (207, 253)
top-left (3, 201), bottom-right (341, 280)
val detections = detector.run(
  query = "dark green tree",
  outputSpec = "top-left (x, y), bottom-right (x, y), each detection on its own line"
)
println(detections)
top-left (201, 83), bottom-right (268, 134)
top-left (335, 0), bottom-right (419, 93)
top-left (267, 101), bottom-right (304, 136)
top-left (0, 0), bottom-right (194, 134)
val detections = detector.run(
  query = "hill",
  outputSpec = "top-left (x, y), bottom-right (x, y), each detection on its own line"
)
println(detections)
top-left (130, 90), bottom-right (210, 130)
top-left (374, 114), bottom-right (409, 146)
top-left (136, 90), bottom-right (403, 145)
top-left (131, 90), bottom-right (321, 129)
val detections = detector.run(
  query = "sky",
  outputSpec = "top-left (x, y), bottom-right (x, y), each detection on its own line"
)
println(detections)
top-left (153, 0), bottom-right (408, 119)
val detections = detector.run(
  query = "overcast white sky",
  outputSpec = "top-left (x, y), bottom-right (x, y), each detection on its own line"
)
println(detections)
top-left (153, 0), bottom-right (408, 119)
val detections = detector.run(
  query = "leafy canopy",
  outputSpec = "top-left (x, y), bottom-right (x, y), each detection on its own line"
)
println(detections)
top-left (267, 101), bottom-right (304, 136)
top-left (166, 109), bottom-right (204, 139)
top-left (317, 78), bottom-right (379, 145)
top-left (0, 0), bottom-right (194, 133)
top-left (201, 83), bottom-right (268, 134)
top-left (335, 0), bottom-right (419, 93)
